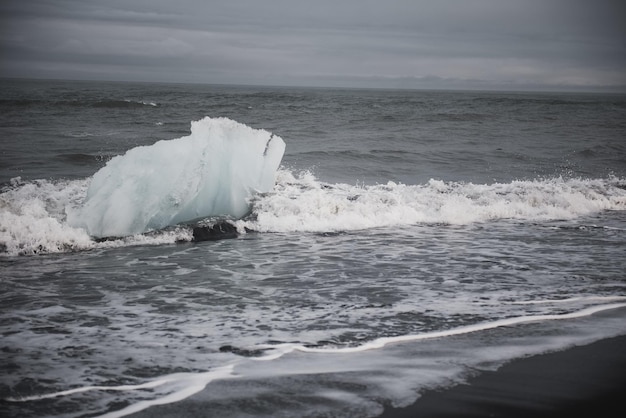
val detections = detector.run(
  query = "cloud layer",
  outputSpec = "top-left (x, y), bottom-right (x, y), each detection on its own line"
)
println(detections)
top-left (2, 0), bottom-right (625, 90)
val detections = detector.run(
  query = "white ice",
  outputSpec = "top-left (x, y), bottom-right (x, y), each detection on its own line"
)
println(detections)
top-left (68, 117), bottom-right (285, 238)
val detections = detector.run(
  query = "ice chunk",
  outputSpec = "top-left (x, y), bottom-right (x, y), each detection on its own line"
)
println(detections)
top-left (68, 117), bottom-right (285, 238)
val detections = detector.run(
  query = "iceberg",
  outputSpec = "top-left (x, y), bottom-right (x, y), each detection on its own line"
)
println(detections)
top-left (68, 117), bottom-right (285, 238)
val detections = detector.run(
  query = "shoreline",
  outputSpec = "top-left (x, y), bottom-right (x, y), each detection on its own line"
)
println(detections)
top-left (378, 334), bottom-right (626, 418)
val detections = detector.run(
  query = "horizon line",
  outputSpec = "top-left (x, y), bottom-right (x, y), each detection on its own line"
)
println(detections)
top-left (2, 75), bottom-right (626, 95)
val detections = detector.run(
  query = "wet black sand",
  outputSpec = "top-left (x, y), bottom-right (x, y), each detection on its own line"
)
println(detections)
top-left (104, 335), bottom-right (626, 418)
top-left (378, 335), bottom-right (626, 418)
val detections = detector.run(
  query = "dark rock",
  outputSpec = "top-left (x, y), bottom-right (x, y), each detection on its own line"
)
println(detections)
top-left (192, 221), bottom-right (238, 242)
top-left (94, 236), bottom-right (123, 243)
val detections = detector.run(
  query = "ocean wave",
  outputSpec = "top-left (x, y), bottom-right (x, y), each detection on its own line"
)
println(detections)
top-left (90, 99), bottom-right (159, 108)
top-left (0, 98), bottom-right (159, 109)
top-left (251, 302), bottom-right (626, 356)
top-left (1, 172), bottom-right (625, 257)
top-left (0, 178), bottom-right (193, 256)
top-left (238, 170), bottom-right (626, 233)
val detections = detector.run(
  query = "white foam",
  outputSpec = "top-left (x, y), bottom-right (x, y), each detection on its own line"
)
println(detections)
top-left (253, 302), bottom-right (626, 356)
top-left (97, 366), bottom-right (237, 418)
top-left (7, 365), bottom-right (237, 418)
top-left (2, 168), bottom-right (625, 256)
top-left (510, 295), bottom-right (626, 305)
top-left (67, 117), bottom-right (285, 238)
top-left (0, 176), bottom-right (194, 255)
top-left (0, 178), bottom-right (94, 255)
top-left (237, 172), bottom-right (626, 233)
top-left (7, 375), bottom-right (180, 401)
top-left (5, 303), bottom-right (624, 417)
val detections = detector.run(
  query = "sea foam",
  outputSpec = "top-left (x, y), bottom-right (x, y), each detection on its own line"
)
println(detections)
top-left (9, 302), bottom-right (624, 418)
top-left (68, 117), bottom-right (285, 238)
top-left (0, 178), bottom-right (93, 255)
top-left (1, 171), bottom-right (625, 256)
top-left (239, 171), bottom-right (626, 233)
top-left (1, 155), bottom-right (625, 255)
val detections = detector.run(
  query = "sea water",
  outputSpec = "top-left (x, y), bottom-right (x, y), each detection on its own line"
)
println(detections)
top-left (1, 79), bottom-right (625, 417)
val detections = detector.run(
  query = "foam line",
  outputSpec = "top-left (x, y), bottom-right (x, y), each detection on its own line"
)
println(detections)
top-left (510, 296), bottom-right (626, 305)
top-left (5, 365), bottom-right (235, 405)
top-left (254, 303), bottom-right (626, 357)
top-left (6, 378), bottom-right (171, 402)
top-left (97, 366), bottom-right (237, 418)
top-left (5, 304), bottom-right (625, 418)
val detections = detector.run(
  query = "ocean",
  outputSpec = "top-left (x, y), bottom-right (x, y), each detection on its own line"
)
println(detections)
top-left (1, 78), bottom-right (625, 417)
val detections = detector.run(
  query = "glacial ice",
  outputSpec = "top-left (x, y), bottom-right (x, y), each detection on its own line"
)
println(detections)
top-left (68, 117), bottom-right (285, 238)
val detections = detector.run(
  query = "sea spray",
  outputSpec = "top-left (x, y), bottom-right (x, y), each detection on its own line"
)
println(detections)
top-left (238, 172), bottom-right (626, 233)
top-left (0, 178), bottom-right (93, 255)
top-left (2, 172), bottom-right (625, 256)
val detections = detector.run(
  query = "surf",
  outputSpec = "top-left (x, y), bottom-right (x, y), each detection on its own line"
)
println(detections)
top-left (238, 171), bottom-right (626, 233)
top-left (6, 302), bottom-right (625, 418)
top-left (1, 172), bottom-right (626, 256)
top-left (1, 115), bottom-right (625, 256)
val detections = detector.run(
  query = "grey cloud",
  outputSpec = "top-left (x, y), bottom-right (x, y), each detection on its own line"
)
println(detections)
top-left (1, 0), bottom-right (625, 90)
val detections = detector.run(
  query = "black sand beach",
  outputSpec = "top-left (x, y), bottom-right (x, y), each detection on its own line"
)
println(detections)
top-left (379, 335), bottom-right (626, 418)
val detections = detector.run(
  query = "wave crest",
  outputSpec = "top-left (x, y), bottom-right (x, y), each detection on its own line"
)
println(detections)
top-left (2, 171), bottom-right (625, 256)
top-left (238, 171), bottom-right (626, 233)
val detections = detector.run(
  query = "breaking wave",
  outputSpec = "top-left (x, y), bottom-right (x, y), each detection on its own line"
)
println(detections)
top-left (238, 170), bottom-right (626, 233)
top-left (1, 115), bottom-right (625, 256)
top-left (1, 169), bottom-right (625, 256)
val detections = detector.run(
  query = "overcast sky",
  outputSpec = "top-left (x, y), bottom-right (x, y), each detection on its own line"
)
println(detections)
top-left (1, 0), bottom-right (625, 91)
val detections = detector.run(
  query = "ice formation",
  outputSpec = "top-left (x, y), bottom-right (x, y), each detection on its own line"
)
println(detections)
top-left (68, 117), bottom-right (285, 238)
